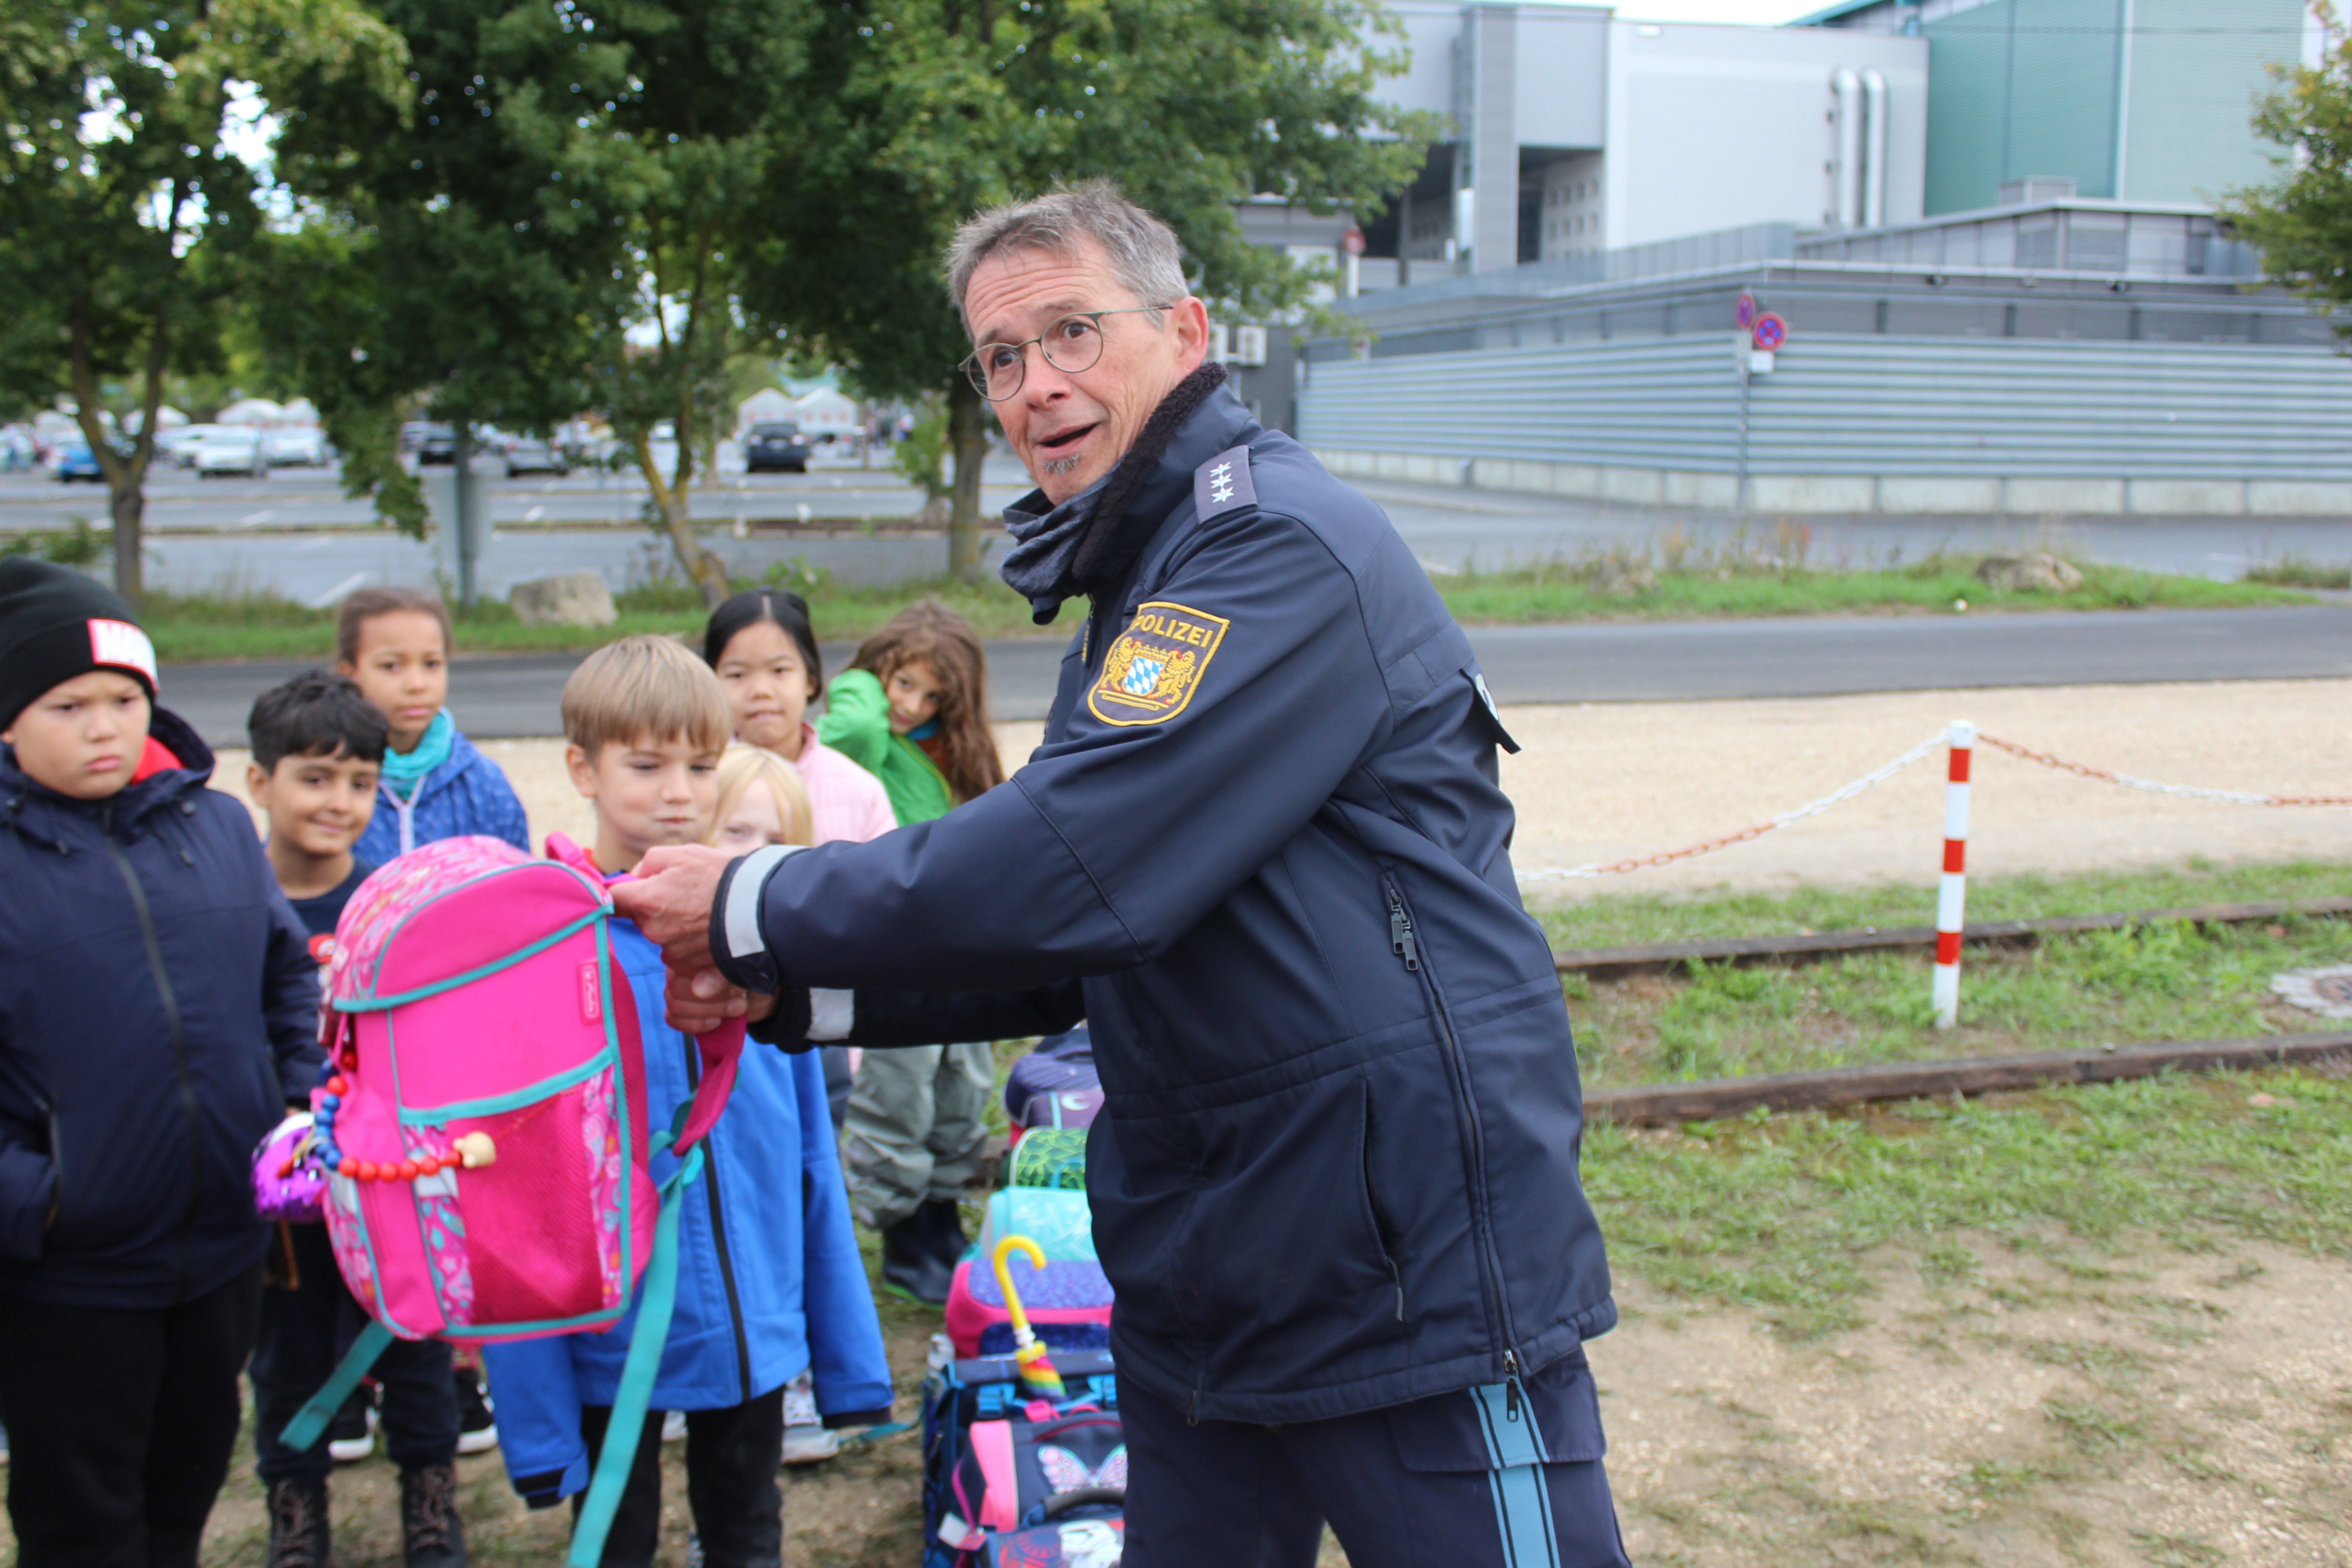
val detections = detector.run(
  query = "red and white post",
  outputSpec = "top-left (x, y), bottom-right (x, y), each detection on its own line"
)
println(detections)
top-left (1932, 720), bottom-right (1975, 1028)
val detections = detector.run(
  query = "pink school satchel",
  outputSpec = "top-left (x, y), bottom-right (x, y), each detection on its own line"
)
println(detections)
top-left (272, 834), bottom-right (741, 1568)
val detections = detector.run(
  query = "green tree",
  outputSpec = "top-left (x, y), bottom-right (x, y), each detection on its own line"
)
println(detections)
top-left (578, 0), bottom-right (821, 607)
top-left (0, 0), bottom-right (407, 600)
top-left (259, 0), bottom-right (638, 557)
top-left (889, 391), bottom-right (954, 527)
top-left (744, 0), bottom-right (1434, 579)
top-left (265, 0), bottom-right (821, 607)
top-left (2225, 5), bottom-right (2352, 333)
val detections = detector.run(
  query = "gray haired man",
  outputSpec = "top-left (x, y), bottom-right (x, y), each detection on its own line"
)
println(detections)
top-left (617, 181), bottom-right (1629, 1567)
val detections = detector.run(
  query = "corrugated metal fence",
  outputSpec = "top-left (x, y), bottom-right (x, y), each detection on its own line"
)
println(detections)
top-left (1298, 337), bottom-right (1746, 474)
top-left (1298, 333), bottom-right (2352, 484)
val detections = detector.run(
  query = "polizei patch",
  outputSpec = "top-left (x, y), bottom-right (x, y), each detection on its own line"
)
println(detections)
top-left (1088, 601), bottom-right (1230, 727)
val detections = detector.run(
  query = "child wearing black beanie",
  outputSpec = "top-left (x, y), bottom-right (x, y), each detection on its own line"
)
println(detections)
top-left (0, 559), bottom-right (328, 1566)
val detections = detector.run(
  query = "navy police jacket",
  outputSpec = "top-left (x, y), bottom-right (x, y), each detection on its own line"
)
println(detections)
top-left (718, 383), bottom-right (1614, 1424)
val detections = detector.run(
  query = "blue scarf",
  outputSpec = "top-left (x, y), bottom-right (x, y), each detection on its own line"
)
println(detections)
top-left (380, 709), bottom-right (454, 800)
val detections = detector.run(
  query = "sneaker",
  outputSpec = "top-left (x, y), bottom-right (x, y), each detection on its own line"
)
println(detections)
top-left (327, 1387), bottom-right (377, 1464)
top-left (783, 1424), bottom-right (841, 1465)
top-left (400, 1461), bottom-right (467, 1568)
top-left (880, 1214), bottom-right (953, 1305)
top-left (662, 1409), bottom-right (688, 1443)
top-left (265, 1477), bottom-right (331, 1568)
top-left (453, 1366), bottom-right (497, 1456)
top-left (781, 1369), bottom-right (838, 1465)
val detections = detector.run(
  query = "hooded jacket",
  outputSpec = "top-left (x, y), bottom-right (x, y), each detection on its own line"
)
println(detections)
top-left (352, 723), bottom-right (529, 865)
top-left (717, 382), bottom-right (1614, 1426)
top-left (481, 913), bottom-right (892, 1503)
top-left (815, 669), bottom-right (958, 825)
top-left (0, 709), bottom-right (323, 1307)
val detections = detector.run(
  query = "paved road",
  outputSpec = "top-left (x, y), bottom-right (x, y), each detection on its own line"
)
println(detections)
top-left (162, 604), bottom-right (2352, 746)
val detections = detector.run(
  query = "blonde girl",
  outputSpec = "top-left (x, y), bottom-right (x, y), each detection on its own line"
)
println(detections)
top-left (706, 744), bottom-right (815, 854)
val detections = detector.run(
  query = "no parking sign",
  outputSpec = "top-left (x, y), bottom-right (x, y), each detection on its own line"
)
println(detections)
top-left (1751, 312), bottom-right (1788, 352)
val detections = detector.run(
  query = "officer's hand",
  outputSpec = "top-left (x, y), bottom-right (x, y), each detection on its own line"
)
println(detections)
top-left (663, 963), bottom-right (777, 1035)
top-left (612, 843), bottom-right (731, 972)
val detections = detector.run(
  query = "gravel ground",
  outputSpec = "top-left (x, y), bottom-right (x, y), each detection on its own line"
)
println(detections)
top-left (211, 679), bottom-right (2352, 903)
top-left (1597, 1232), bottom-right (2352, 1566)
top-left (1487, 678), bottom-right (2352, 902)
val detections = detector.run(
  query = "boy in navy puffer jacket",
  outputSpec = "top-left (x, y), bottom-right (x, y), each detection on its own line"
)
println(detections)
top-left (0, 560), bottom-right (322, 1568)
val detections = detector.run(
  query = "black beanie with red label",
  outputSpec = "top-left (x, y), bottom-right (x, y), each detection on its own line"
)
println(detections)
top-left (0, 559), bottom-right (159, 732)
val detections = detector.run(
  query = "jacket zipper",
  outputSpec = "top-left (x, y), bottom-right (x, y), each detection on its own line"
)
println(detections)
top-left (1382, 876), bottom-right (1521, 1376)
top-left (38, 1095), bottom-right (61, 1234)
top-left (1359, 1085), bottom-right (1405, 1323)
top-left (100, 807), bottom-right (202, 1295)
top-left (684, 1039), bottom-right (754, 1402)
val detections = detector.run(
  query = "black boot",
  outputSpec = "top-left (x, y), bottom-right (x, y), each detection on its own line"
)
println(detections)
top-left (401, 1460), bottom-right (468, 1568)
top-left (922, 1197), bottom-right (970, 1271)
top-left (265, 1477), bottom-right (330, 1568)
top-left (880, 1213), bottom-right (954, 1304)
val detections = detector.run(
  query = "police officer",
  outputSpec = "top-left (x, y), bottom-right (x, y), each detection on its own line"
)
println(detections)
top-left (615, 182), bottom-right (1629, 1568)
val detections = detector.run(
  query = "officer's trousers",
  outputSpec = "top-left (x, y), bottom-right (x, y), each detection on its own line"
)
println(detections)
top-left (1120, 1358), bottom-right (1632, 1568)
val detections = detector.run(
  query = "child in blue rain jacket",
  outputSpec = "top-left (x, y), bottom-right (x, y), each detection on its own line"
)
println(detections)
top-left (483, 637), bottom-right (891, 1566)
top-left (334, 587), bottom-right (530, 863)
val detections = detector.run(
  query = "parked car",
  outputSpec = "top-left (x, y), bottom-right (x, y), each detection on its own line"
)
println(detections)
top-left (54, 437), bottom-right (106, 482)
top-left (400, 421), bottom-right (457, 464)
top-left (169, 423), bottom-right (229, 466)
top-left (501, 433), bottom-right (570, 477)
top-left (264, 426), bottom-right (329, 466)
top-left (193, 427), bottom-right (269, 478)
top-left (744, 420), bottom-right (812, 474)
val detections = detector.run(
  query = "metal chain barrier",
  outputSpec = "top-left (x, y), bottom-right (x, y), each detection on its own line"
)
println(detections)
top-left (1516, 733), bottom-right (1947, 883)
top-left (1974, 734), bottom-right (2352, 808)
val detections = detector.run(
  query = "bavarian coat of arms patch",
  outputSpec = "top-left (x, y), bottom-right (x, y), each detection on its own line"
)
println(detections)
top-left (1088, 600), bottom-right (1230, 726)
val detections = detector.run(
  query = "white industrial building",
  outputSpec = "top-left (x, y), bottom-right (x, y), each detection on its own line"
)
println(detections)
top-left (1357, 4), bottom-right (1926, 281)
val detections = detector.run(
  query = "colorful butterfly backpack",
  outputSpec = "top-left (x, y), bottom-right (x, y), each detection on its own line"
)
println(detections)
top-left (272, 835), bottom-right (741, 1568)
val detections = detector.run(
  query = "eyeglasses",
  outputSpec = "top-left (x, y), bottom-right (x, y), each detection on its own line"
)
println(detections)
top-left (960, 306), bottom-right (1172, 400)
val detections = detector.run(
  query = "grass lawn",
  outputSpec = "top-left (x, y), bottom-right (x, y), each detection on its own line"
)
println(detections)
top-left (137, 573), bottom-right (1055, 662)
top-left (1437, 551), bottom-right (2307, 624)
top-left (1542, 859), bottom-right (2352, 1088)
top-left (1544, 858), bottom-right (2352, 1338)
top-left (101, 542), bottom-right (2313, 664)
top-left (1586, 1066), bottom-right (2352, 1340)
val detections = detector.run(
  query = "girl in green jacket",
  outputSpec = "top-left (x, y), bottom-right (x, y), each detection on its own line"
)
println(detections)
top-left (815, 603), bottom-right (1008, 1303)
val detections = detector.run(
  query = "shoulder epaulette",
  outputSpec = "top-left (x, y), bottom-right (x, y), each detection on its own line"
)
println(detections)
top-left (1193, 445), bottom-right (1256, 521)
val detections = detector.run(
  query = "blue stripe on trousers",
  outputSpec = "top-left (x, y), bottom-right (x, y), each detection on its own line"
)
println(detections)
top-left (1471, 1382), bottom-right (1560, 1567)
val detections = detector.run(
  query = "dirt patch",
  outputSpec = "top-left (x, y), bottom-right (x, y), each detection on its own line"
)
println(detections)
top-left (136, 1294), bottom-right (1351, 1567)
top-left (10, 1238), bottom-right (2339, 1565)
top-left (1594, 1237), bottom-right (2352, 1566)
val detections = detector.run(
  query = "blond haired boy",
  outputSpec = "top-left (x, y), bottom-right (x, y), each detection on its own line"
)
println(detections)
top-left (482, 637), bottom-right (890, 1564)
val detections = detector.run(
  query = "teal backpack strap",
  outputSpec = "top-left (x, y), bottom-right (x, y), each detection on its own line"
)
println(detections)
top-left (278, 1318), bottom-right (395, 1452)
top-left (567, 1137), bottom-right (705, 1568)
